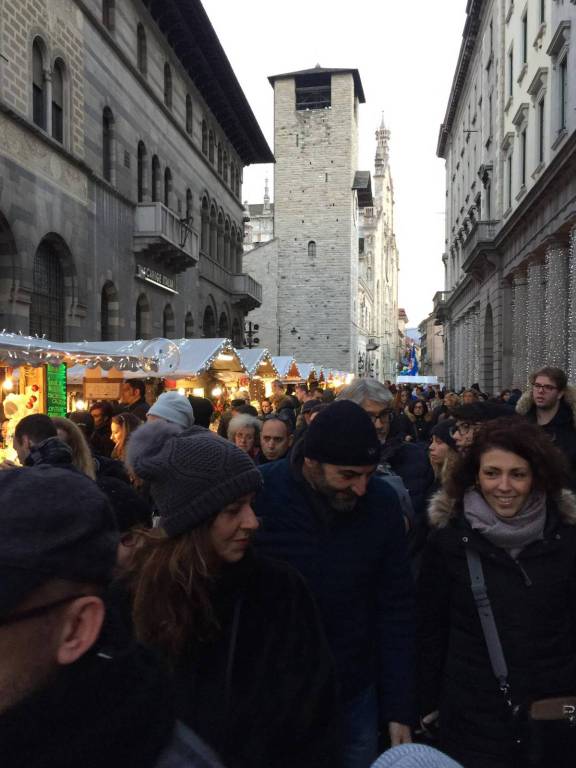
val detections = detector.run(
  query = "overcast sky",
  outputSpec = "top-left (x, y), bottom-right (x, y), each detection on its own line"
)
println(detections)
top-left (202, 0), bottom-right (467, 328)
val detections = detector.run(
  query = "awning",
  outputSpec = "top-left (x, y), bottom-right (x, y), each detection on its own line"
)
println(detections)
top-left (272, 356), bottom-right (302, 380)
top-left (129, 338), bottom-right (247, 379)
top-left (296, 363), bottom-right (317, 381)
top-left (237, 348), bottom-right (279, 377)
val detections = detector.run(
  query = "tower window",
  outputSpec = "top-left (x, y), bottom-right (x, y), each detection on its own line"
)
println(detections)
top-left (295, 73), bottom-right (331, 110)
top-left (308, 240), bottom-right (317, 259)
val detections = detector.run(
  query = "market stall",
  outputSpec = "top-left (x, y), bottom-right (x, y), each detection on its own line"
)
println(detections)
top-left (271, 356), bottom-right (303, 384)
top-left (295, 363), bottom-right (318, 386)
top-left (237, 348), bottom-right (280, 401)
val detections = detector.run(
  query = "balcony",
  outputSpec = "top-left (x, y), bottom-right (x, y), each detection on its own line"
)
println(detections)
top-left (198, 256), bottom-right (262, 311)
top-left (461, 220), bottom-right (500, 280)
top-left (133, 202), bottom-right (199, 273)
top-left (433, 291), bottom-right (451, 324)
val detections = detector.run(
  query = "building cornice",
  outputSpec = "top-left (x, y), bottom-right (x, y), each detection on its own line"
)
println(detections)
top-left (437, 0), bottom-right (485, 158)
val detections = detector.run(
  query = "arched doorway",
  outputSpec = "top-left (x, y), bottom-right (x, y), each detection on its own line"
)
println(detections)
top-left (232, 318), bottom-right (242, 347)
top-left (135, 293), bottom-right (151, 339)
top-left (202, 305), bottom-right (215, 337)
top-left (100, 281), bottom-right (119, 341)
top-left (163, 303), bottom-right (175, 338)
top-left (184, 311), bottom-right (194, 338)
top-left (218, 311), bottom-right (229, 338)
top-left (0, 212), bottom-right (18, 330)
top-left (483, 304), bottom-right (494, 394)
top-left (29, 240), bottom-right (65, 341)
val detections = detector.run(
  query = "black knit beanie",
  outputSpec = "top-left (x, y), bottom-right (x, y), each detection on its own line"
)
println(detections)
top-left (127, 421), bottom-right (263, 537)
top-left (304, 400), bottom-right (380, 466)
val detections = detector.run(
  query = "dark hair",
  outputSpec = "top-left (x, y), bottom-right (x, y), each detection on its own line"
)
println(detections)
top-left (530, 367), bottom-right (568, 392)
top-left (68, 411), bottom-right (95, 438)
top-left (125, 379), bottom-right (145, 398)
top-left (296, 383), bottom-right (309, 393)
top-left (451, 401), bottom-right (509, 424)
top-left (89, 401), bottom-right (114, 419)
top-left (14, 414), bottom-right (56, 444)
top-left (263, 414), bottom-right (294, 435)
top-left (445, 417), bottom-right (570, 500)
top-left (235, 404), bottom-right (259, 418)
top-left (187, 396), bottom-right (213, 429)
top-left (231, 398), bottom-right (246, 407)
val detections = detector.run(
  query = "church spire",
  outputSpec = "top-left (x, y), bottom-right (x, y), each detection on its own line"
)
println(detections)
top-left (374, 113), bottom-right (391, 176)
top-left (263, 177), bottom-right (271, 212)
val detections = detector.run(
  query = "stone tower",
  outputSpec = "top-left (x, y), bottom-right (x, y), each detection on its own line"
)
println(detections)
top-left (269, 66), bottom-right (366, 370)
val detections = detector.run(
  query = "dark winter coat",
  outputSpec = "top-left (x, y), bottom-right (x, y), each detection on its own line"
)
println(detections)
top-left (403, 412), bottom-right (432, 444)
top-left (0, 642), bottom-right (223, 768)
top-left (90, 423), bottom-right (115, 458)
top-left (127, 397), bottom-right (150, 421)
top-left (175, 551), bottom-right (341, 768)
top-left (380, 435), bottom-right (435, 523)
top-left (517, 389), bottom-right (576, 488)
top-left (253, 447), bottom-right (415, 726)
top-left (418, 490), bottom-right (576, 767)
top-left (24, 436), bottom-right (73, 468)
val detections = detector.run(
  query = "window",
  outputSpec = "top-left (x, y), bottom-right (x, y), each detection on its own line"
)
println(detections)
top-left (359, 237), bottom-right (364, 254)
top-left (538, 97), bottom-right (545, 164)
top-left (101, 282), bottom-right (118, 341)
top-left (223, 151), bottom-right (228, 183)
top-left (507, 154), bottom-right (513, 209)
top-left (295, 72), bottom-right (331, 110)
top-left (202, 306), bottom-right (215, 338)
top-left (208, 131), bottom-right (214, 163)
top-left (164, 167), bottom-right (172, 209)
top-left (488, 91), bottom-right (493, 138)
top-left (202, 120), bottom-right (208, 154)
top-left (217, 142), bottom-right (223, 175)
top-left (137, 24), bottom-right (147, 75)
top-left (137, 141), bottom-right (147, 202)
top-left (560, 58), bottom-right (568, 132)
top-left (51, 59), bottom-right (64, 143)
top-left (164, 63), bottom-right (172, 109)
top-left (520, 128), bottom-right (527, 187)
top-left (163, 304), bottom-right (175, 338)
top-left (200, 197), bottom-right (209, 253)
top-left (102, 0), bottom-right (115, 31)
top-left (102, 107), bottom-right (114, 183)
top-left (540, 0), bottom-right (545, 24)
top-left (186, 94), bottom-right (193, 134)
top-left (522, 13), bottom-right (528, 64)
top-left (508, 48), bottom-right (514, 97)
top-left (32, 40), bottom-right (46, 129)
top-left (308, 240), bottom-right (317, 259)
top-left (185, 188), bottom-right (193, 220)
top-left (184, 312), bottom-right (194, 338)
top-left (486, 181), bottom-right (492, 219)
top-left (489, 19), bottom-right (494, 55)
top-left (135, 294), bottom-right (150, 339)
top-left (29, 241), bottom-right (65, 342)
top-left (151, 155), bottom-right (160, 202)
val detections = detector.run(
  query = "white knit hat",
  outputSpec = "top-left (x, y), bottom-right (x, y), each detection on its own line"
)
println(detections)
top-left (147, 392), bottom-right (195, 429)
top-left (371, 745), bottom-right (463, 768)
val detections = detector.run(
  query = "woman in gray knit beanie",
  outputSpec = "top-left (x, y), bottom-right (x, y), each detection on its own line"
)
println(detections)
top-left (125, 420), bottom-right (340, 768)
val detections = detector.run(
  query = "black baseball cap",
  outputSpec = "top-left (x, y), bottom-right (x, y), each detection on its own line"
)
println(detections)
top-left (0, 466), bottom-right (119, 619)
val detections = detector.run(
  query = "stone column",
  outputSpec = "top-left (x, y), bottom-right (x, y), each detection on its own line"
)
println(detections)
top-left (526, 260), bottom-right (546, 376)
top-left (472, 306), bottom-right (481, 384)
top-left (512, 270), bottom-right (528, 387)
top-left (568, 226), bottom-right (576, 382)
top-left (544, 238), bottom-right (569, 369)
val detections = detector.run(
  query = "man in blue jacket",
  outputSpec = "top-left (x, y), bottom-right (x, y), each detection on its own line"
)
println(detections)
top-left (254, 400), bottom-right (415, 768)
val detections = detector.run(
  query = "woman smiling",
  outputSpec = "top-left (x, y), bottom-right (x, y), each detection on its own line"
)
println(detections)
top-left (418, 418), bottom-right (576, 768)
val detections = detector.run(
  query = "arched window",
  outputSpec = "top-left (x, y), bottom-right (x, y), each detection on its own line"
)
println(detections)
top-left (135, 293), bottom-right (150, 339)
top-left (232, 318), bottom-right (242, 347)
top-left (51, 59), bottom-right (65, 143)
top-left (209, 205), bottom-right (217, 260)
top-left (101, 281), bottom-right (119, 341)
top-left (102, 107), bottom-right (114, 183)
top-left (217, 142), bottom-right (223, 175)
top-left (224, 219), bottom-right (231, 270)
top-left (151, 155), bottom-right (160, 202)
top-left (29, 241), bottom-right (65, 342)
top-left (235, 230), bottom-right (243, 273)
top-left (200, 197), bottom-right (209, 253)
top-left (202, 305), bottom-right (215, 338)
top-left (217, 211), bottom-right (224, 264)
top-left (163, 304), bottom-right (175, 338)
top-left (184, 312), bottom-right (194, 338)
top-left (208, 131), bottom-right (214, 163)
top-left (218, 312), bottom-right (229, 338)
top-left (185, 188), bottom-right (193, 220)
top-left (186, 94), bottom-right (193, 134)
top-left (137, 141), bottom-right (147, 202)
top-left (137, 24), bottom-right (147, 75)
top-left (230, 164), bottom-right (235, 193)
top-left (102, 0), bottom-right (115, 31)
top-left (202, 120), bottom-right (208, 154)
top-left (223, 151), bottom-right (228, 184)
top-left (164, 167), bottom-right (172, 209)
top-left (308, 240), bottom-right (317, 259)
top-left (32, 39), bottom-right (46, 129)
top-left (164, 63), bottom-right (172, 109)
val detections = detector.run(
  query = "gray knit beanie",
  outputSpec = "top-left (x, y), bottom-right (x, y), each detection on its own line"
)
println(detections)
top-left (147, 391), bottom-right (195, 429)
top-left (126, 420), bottom-right (263, 537)
top-left (371, 745), bottom-right (463, 768)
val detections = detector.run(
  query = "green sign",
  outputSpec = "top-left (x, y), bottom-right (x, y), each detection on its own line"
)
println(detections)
top-left (45, 364), bottom-right (67, 417)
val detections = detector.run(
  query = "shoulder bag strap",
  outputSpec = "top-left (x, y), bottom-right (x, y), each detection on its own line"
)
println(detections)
top-left (465, 547), bottom-right (514, 709)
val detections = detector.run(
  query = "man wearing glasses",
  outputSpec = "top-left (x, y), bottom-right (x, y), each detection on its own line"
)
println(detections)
top-left (449, 402), bottom-right (512, 454)
top-left (517, 367), bottom-right (576, 485)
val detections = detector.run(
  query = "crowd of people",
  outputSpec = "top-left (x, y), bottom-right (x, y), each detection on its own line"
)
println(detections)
top-left (1, 366), bottom-right (576, 768)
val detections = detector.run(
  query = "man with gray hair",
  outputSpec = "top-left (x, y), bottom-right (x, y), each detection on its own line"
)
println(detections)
top-left (337, 380), bottom-right (434, 526)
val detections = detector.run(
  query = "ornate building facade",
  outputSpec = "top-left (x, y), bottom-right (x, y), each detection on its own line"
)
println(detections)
top-left (435, 0), bottom-right (576, 391)
top-left (0, 0), bottom-right (272, 343)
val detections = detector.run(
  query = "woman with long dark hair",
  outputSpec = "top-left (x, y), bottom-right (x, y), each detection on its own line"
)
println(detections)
top-left (418, 418), bottom-right (576, 768)
top-left (125, 421), bottom-right (339, 768)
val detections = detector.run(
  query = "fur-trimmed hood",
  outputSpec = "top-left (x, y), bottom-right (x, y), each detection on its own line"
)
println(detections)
top-left (428, 488), bottom-right (576, 529)
top-left (516, 385), bottom-right (576, 426)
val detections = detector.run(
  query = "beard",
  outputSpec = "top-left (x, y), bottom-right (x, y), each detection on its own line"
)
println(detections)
top-left (307, 464), bottom-right (359, 513)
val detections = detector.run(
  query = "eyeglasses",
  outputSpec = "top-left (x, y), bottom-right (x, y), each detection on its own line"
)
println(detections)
top-left (532, 383), bottom-right (558, 392)
top-left (449, 422), bottom-right (476, 437)
top-left (0, 594), bottom-right (88, 628)
top-left (368, 410), bottom-right (392, 424)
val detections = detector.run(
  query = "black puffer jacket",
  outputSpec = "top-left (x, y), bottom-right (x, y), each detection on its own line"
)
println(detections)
top-left (175, 552), bottom-right (341, 768)
top-left (380, 434), bottom-right (435, 523)
top-left (418, 490), bottom-right (576, 767)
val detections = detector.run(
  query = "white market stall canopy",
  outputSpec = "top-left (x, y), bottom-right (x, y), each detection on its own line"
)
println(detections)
top-left (296, 363), bottom-right (317, 381)
top-left (127, 338), bottom-right (247, 380)
top-left (272, 356), bottom-right (302, 380)
top-left (237, 348), bottom-right (279, 378)
top-left (0, 333), bottom-right (158, 371)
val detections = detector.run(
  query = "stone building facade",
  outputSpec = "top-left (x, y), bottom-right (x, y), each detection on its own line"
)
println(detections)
top-left (418, 313), bottom-right (445, 380)
top-left (243, 179), bottom-right (274, 250)
top-left (0, 0), bottom-right (272, 343)
top-left (435, 0), bottom-right (576, 392)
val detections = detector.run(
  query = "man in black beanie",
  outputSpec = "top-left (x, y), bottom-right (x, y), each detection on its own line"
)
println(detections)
top-left (254, 400), bottom-right (415, 768)
top-left (0, 465), bottom-right (223, 768)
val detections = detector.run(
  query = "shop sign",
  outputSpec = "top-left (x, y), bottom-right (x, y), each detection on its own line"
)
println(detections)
top-left (135, 264), bottom-right (178, 294)
top-left (84, 382), bottom-right (121, 401)
top-left (45, 364), bottom-right (67, 417)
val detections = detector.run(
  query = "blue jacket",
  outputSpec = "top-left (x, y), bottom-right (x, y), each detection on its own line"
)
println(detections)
top-left (253, 450), bottom-right (415, 725)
